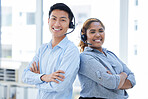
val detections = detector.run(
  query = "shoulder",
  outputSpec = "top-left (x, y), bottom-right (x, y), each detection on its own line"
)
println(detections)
top-left (106, 50), bottom-right (119, 58)
top-left (37, 43), bottom-right (48, 54)
top-left (80, 51), bottom-right (95, 62)
top-left (40, 43), bottom-right (48, 48)
top-left (39, 43), bottom-right (48, 50)
top-left (65, 40), bottom-right (79, 53)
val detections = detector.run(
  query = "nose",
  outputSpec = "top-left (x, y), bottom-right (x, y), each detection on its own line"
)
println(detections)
top-left (54, 20), bottom-right (61, 27)
top-left (95, 32), bottom-right (100, 37)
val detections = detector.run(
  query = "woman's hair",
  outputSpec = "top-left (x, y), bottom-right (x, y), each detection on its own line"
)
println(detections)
top-left (79, 18), bottom-right (105, 52)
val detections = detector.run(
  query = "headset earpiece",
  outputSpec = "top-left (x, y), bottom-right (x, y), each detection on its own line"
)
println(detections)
top-left (64, 8), bottom-right (76, 34)
top-left (80, 29), bottom-right (87, 43)
top-left (69, 22), bottom-right (74, 28)
top-left (81, 34), bottom-right (87, 42)
top-left (81, 33), bottom-right (92, 45)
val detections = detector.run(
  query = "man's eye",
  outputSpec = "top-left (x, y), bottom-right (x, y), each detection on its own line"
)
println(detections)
top-left (61, 19), bottom-right (66, 21)
top-left (90, 32), bottom-right (95, 33)
top-left (52, 18), bottom-right (56, 20)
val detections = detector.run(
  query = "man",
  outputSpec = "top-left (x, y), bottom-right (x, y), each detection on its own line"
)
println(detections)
top-left (22, 3), bottom-right (80, 99)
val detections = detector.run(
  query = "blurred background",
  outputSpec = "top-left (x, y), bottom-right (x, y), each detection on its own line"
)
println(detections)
top-left (0, 0), bottom-right (147, 99)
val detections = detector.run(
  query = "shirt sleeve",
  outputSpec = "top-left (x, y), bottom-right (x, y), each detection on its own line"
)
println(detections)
top-left (22, 44), bottom-right (46, 85)
top-left (117, 59), bottom-right (136, 87)
top-left (110, 51), bottom-right (136, 88)
top-left (79, 54), bottom-right (120, 89)
top-left (36, 47), bottom-right (80, 92)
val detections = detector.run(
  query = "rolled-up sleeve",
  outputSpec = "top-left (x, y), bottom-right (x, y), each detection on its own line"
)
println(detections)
top-left (109, 51), bottom-right (136, 88)
top-left (79, 54), bottom-right (120, 90)
top-left (122, 63), bottom-right (136, 87)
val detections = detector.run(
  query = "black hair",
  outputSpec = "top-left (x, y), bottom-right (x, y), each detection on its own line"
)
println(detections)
top-left (49, 3), bottom-right (74, 23)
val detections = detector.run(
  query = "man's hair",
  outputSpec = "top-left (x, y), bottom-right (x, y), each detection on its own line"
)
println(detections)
top-left (49, 3), bottom-right (74, 22)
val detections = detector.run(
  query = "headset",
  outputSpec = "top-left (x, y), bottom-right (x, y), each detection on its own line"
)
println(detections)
top-left (69, 16), bottom-right (75, 29)
top-left (65, 11), bottom-right (76, 35)
top-left (80, 29), bottom-right (92, 45)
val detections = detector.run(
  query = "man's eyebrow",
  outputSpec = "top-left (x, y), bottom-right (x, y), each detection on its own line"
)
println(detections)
top-left (60, 16), bottom-right (68, 19)
top-left (51, 15), bottom-right (57, 18)
top-left (50, 15), bottom-right (68, 19)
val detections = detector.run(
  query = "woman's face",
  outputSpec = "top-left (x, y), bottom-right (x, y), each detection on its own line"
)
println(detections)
top-left (86, 22), bottom-right (105, 50)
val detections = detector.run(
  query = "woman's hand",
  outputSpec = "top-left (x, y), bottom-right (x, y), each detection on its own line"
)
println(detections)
top-left (118, 72), bottom-right (127, 89)
top-left (106, 70), bottom-right (112, 75)
top-left (105, 67), bottom-right (112, 75)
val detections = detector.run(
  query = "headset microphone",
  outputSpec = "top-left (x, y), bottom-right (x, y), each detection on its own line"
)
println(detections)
top-left (64, 16), bottom-right (76, 35)
top-left (80, 29), bottom-right (92, 45)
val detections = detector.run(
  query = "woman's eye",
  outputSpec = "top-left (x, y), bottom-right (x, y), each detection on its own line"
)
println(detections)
top-left (99, 31), bottom-right (104, 32)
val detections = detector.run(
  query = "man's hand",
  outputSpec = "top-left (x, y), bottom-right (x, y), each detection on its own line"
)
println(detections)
top-left (30, 61), bottom-right (40, 74)
top-left (41, 70), bottom-right (65, 83)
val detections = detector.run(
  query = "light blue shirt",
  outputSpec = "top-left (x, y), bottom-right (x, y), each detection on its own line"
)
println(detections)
top-left (78, 47), bottom-right (136, 99)
top-left (22, 37), bottom-right (80, 99)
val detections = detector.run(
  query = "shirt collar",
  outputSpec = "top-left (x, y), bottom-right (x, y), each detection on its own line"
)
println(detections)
top-left (58, 36), bottom-right (69, 49)
top-left (84, 47), bottom-right (107, 53)
top-left (47, 36), bottom-right (69, 49)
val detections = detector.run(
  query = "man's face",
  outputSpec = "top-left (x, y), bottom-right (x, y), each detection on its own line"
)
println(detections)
top-left (48, 9), bottom-right (70, 37)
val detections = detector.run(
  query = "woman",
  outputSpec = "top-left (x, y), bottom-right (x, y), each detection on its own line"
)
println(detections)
top-left (78, 18), bottom-right (136, 99)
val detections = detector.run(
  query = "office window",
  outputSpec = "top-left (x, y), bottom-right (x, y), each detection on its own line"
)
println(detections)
top-left (135, 0), bottom-right (138, 6)
top-left (134, 20), bottom-right (138, 31)
top-left (2, 7), bottom-right (12, 26)
top-left (1, 0), bottom-right (36, 69)
top-left (26, 12), bottom-right (35, 25)
top-left (1, 45), bottom-right (12, 58)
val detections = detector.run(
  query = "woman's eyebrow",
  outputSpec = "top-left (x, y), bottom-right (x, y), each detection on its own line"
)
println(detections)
top-left (89, 29), bottom-right (96, 31)
top-left (99, 28), bottom-right (104, 30)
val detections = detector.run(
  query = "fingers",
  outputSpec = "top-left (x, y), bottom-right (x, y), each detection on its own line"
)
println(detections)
top-left (56, 70), bottom-right (65, 74)
top-left (30, 61), bottom-right (40, 74)
top-left (40, 70), bottom-right (65, 83)
top-left (38, 61), bottom-right (40, 70)
top-left (32, 62), bottom-right (37, 72)
top-left (30, 67), bottom-right (33, 72)
top-left (54, 75), bottom-right (64, 81)
top-left (49, 70), bottom-right (65, 83)
top-left (34, 62), bottom-right (38, 72)
top-left (55, 73), bottom-right (65, 79)
top-left (50, 75), bottom-right (64, 83)
top-left (31, 62), bottom-right (35, 72)
top-left (105, 67), bottom-right (112, 75)
top-left (51, 79), bottom-right (59, 83)
top-left (107, 70), bottom-right (112, 75)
